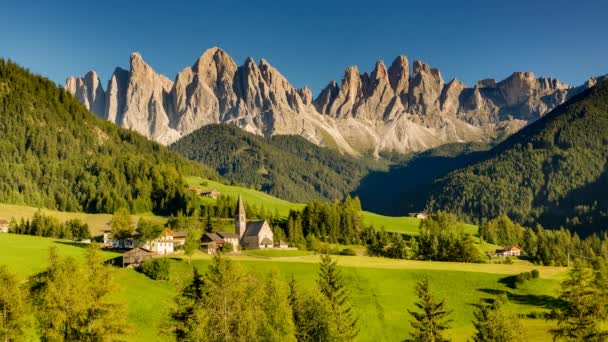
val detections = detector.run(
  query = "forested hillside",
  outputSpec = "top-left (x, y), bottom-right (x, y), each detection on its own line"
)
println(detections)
top-left (431, 80), bottom-right (608, 235)
top-left (0, 59), bottom-right (216, 214)
top-left (354, 142), bottom-right (490, 215)
top-left (170, 124), bottom-right (382, 202)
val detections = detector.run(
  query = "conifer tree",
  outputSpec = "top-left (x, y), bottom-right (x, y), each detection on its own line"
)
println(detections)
top-left (259, 271), bottom-right (296, 342)
top-left (289, 276), bottom-right (337, 342)
top-left (406, 277), bottom-right (452, 342)
top-left (204, 211), bottom-right (214, 233)
top-left (317, 254), bottom-right (358, 341)
top-left (0, 265), bottom-right (29, 341)
top-left (551, 261), bottom-right (608, 341)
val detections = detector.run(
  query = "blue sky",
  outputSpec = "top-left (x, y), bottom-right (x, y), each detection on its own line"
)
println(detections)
top-left (1, 0), bottom-right (606, 95)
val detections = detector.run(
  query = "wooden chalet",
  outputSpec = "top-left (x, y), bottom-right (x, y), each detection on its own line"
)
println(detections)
top-left (122, 247), bottom-right (155, 268)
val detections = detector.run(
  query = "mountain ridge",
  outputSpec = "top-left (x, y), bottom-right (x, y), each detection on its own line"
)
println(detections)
top-left (429, 79), bottom-right (608, 234)
top-left (67, 47), bottom-right (603, 155)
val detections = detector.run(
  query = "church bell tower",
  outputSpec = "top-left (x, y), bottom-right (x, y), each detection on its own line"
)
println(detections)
top-left (235, 195), bottom-right (246, 242)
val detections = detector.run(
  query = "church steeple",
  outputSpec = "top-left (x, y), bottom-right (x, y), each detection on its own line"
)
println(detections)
top-left (235, 195), bottom-right (246, 241)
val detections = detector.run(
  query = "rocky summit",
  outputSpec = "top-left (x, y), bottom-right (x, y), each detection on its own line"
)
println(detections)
top-left (66, 47), bottom-right (598, 155)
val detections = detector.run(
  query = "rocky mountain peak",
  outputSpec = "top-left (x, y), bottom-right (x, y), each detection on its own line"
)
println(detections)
top-left (65, 70), bottom-right (105, 116)
top-left (409, 60), bottom-right (444, 114)
top-left (387, 55), bottom-right (410, 99)
top-left (66, 48), bottom-right (592, 156)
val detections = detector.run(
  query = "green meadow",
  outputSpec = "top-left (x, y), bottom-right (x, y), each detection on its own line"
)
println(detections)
top-left (0, 233), bottom-right (566, 341)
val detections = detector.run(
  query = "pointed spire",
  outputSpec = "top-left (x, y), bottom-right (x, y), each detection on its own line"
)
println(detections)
top-left (235, 194), bottom-right (246, 241)
top-left (237, 194), bottom-right (245, 215)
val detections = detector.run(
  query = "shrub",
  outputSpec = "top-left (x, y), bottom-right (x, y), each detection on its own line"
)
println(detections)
top-left (140, 258), bottom-right (170, 281)
top-left (531, 269), bottom-right (540, 279)
top-left (339, 248), bottom-right (356, 256)
top-left (503, 257), bottom-right (514, 265)
top-left (221, 242), bottom-right (234, 253)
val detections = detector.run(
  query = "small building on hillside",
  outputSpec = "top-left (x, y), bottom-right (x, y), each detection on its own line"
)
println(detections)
top-left (216, 232), bottom-right (239, 248)
top-left (122, 247), bottom-right (155, 268)
top-left (408, 212), bottom-right (428, 219)
top-left (0, 219), bottom-right (9, 233)
top-left (201, 189), bottom-right (221, 199)
top-left (102, 229), bottom-right (138, 249)
top-left (143, 229), bottom-right (174, 255)
top-left (498, 246), bottom-right (522, 257)
top-left (189, 187), bottom-right (203, 195)
top-left (172, 230), bottom-right (188, 246)
top-left (201, 232), bottom-right (224, 254)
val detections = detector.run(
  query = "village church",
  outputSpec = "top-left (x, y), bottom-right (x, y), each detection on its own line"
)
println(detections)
top-left (235, 195), bottom-right (274, 249)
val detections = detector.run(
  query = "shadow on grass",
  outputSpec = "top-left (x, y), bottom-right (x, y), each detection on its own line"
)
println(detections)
top-left (498, 275), bottom-right (519, 289)
top-left (53, 240), bottom-right (90, 249)
top-left (478, 288), bottom-right (568, 311)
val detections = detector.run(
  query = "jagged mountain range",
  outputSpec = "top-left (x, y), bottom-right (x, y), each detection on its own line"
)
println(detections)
top-left (66, 47), bottom-right (603, 155)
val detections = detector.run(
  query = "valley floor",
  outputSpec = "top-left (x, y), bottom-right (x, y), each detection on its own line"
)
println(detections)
top-left (0, 234), bottom-right (568, 341)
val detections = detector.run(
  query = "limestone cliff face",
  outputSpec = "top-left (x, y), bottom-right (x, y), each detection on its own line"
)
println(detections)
top-left (67, 47), bottom-right (600, 156)
top-left (66, 71), bottom-right (105, 116)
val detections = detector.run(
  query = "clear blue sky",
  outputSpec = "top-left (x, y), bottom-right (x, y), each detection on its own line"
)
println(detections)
top-left (1, 0), bottom-right (606, 95)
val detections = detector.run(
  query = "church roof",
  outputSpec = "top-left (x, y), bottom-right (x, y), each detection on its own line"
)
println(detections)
top-left (243, 221), bottom-right (268, 237)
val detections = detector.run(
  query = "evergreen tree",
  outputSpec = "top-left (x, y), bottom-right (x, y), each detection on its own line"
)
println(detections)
top-left (289, 277), bottom-right (337, 342)
top-left (551, 262), bottom-right (608, 341)
top-left (204, 211), bottom-right (214, 233)
top-left (0, 265), bottom-right (29, 341)
top-left (169, 268), bottom-right (207, 341)
top-left (259, 271), bottom-right (296, 342)
top-left (406, 277), bottom-right (453, 342)
top-left (471, 296), bottom-right (524, 342)
top-left (317, 254), bottom-right (358, 341)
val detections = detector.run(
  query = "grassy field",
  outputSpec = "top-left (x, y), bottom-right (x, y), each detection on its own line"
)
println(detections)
top-left (0, 203), bottom-right (166, 235)
top-left (0, 233), bottom-right (567, 341)
top-left (241, 249), bottom-right (315, 258)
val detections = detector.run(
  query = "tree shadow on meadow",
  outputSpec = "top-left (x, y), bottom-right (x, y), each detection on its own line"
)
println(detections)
top-left (53, 240), bottom-right (90, 249)
top-left (477, 288), bottom-right (568, 311)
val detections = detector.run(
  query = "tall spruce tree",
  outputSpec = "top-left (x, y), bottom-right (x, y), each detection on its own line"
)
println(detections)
top-left (289, 276), bottom-right (337, 342)
top-left (259, 271), bottom-right (296, 342)
top-left (406, 277), bottom-right (453, 342)
top-left (317, 254), bottom-right (358, 341)
top-left (551, 261), bottom-right (608, 341)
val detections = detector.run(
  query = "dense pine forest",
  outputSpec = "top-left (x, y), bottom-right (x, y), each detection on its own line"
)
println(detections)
top-left (0, 59), bottom-right (216, 215)
top-left (170, 124), bottom-right (382, 203)
top-left (431, 80), bottom-right (608, 235)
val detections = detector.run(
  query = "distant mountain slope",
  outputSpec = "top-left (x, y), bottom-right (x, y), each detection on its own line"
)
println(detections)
top-left (430, 80), bottom-right (608, 235)
top-left (0, 59), bottom-right (215, 214)
top-left (67, 47), bottom-right (598, 155)
top-left (353, 142), bottom-right (490, 216)
top-left (170, 124), bottom-right (381, 202)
